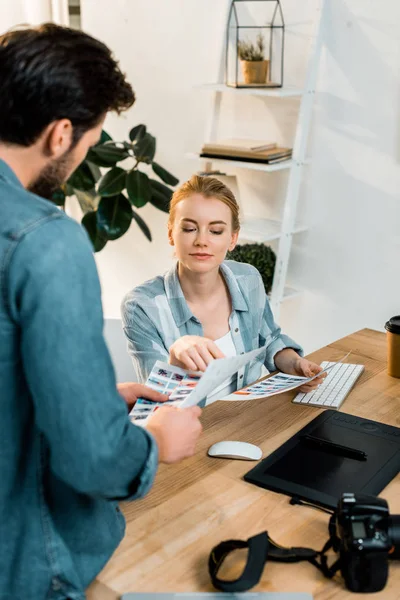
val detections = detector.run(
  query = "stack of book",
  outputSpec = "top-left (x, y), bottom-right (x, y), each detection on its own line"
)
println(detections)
top-left (200, 138), bottom-right (292, 165)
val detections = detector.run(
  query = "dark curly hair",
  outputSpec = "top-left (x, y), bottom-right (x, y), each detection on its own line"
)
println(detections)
top-left (0, 23), bottom-right (135, 146)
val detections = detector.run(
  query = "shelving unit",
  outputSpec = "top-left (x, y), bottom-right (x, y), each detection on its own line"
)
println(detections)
top-left (190, 0), bottom-right (326, 318)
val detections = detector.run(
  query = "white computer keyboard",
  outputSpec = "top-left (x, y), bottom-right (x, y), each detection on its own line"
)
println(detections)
top-left (292, 361), bottom-right (365, 409)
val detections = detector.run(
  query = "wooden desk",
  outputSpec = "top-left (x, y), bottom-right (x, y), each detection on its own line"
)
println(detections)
top-left (89, 329), bottom-right (400, 600)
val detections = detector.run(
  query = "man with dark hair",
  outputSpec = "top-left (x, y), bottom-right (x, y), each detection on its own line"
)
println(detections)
top-left (0, 24), bottom-right (202, 600)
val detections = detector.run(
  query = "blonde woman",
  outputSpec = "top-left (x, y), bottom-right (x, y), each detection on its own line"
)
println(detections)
top-left (122, 175), bottom-right (324, 403)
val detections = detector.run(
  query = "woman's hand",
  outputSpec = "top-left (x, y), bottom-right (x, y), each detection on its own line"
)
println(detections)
top-left (274, 348), bottom-right (327, 392)
top-left (117, 383), bottom-right (169, 410)
top-left (169, 335), bottom-right (225, 372)
top-left (291, 357), bottom-right (327, 392)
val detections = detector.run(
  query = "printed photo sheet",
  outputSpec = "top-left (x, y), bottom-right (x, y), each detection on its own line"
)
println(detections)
top-left (129, 361), bottom-right (202, 426)
top-left (130, 352), bottom-right (352, 423)
top-left (220, 352), bottom-right (351, 401)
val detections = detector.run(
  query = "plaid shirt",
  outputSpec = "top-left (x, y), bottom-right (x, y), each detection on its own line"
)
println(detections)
top-left (121, 260), bottom-right (303, 388)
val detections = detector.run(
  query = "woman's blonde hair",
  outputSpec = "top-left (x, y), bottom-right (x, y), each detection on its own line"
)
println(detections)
top-left (168, 175), bottom-right (240, 232)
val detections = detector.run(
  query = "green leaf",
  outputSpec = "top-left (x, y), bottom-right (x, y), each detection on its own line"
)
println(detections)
top-left (129, 124), bottom-right (146, 142)
top-left (126, 170), bottom-right (151, 208)
top-left (150, 178), bottom-right (173, 199)
top-left (68, 162), bottom-right (96, 191)
top-left (86, 160), bottom-right (102, 183)
top-left (132, 209), bottom-right (152, 241)
top-left (64, 182), bottom-right (75, 196)
top-left (74, 188), bottom-right (98, 213)
top-left (51, 188), bottom-right (66, 206)
top-left (81, 211), bottom-right (108, 252)
top-left (149, 179), bottom-right (172, 213)
top-left (98, 167), bottom-right (127, 197)
top-left (152, 162), bottom-right (179, 186)
top-left (98, 130), bottom-right (112, 144)
top-left (149, 190), bottom-right (170, 213)
top-left (97, 194), bottom-right (132, 241)
top-left (133, 132), bottom-right (156, 164)
top-left (87, 144), bottom-right (129, 167)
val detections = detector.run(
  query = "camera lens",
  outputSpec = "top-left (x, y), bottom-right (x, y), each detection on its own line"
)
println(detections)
top-left (388, 515), bottom-right (400, 559)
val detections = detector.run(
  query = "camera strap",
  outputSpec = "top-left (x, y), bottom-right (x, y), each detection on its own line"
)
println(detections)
top-left (209, 518), bottom-right (342, 593)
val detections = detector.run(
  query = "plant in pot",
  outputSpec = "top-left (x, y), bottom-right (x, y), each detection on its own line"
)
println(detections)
top-left (227, 242), bottom-right (276, 294)
top-left (52, 124), bottom-right (179, 251)
top-left (237, 33), bottom-right (269, 85)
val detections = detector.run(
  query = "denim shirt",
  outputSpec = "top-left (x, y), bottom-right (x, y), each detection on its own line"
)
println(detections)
top-left (122, 261), bottom-right (303, 388)
top-left (0, 160), bottom-right (158, 600)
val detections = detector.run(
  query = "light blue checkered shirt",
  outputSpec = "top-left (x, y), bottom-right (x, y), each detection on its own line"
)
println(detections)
top-left (121, 260), bottom-right (303, 388)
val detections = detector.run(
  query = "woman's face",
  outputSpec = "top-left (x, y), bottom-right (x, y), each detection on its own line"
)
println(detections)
top-left (168, 193), bottom-right (238, 273)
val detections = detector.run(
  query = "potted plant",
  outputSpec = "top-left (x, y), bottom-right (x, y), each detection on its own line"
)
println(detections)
top-left (52, 125), bottom-right (179, 252)
top-left (227, 242), bottom-right (276, 294)
top-left (237, 33), bottom-right (269, 85)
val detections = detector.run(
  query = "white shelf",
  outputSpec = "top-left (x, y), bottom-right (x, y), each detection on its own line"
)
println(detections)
top-left (239, 218), bottom-right (307, 244)
top-left (197, 83), bottom-right (304, 98)
top-left (282, 287), bottom-right (303, 302)
top-left (186, 152), bottom-right (293, 173)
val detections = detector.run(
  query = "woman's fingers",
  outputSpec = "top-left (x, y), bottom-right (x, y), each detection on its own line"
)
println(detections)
top-left (206, 340), bottom-right (225, 359)
top-left (184, 347), bottom-right (208, 372)
top-left (196, 343), bottom-right (216, 367)
top-left (179, 350), bottom-right (200, 372)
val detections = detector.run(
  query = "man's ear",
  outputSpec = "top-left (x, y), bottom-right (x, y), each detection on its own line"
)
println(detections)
top-left (42, 119), bottom-right (73, 159)
top-left (228, 231), bottom-right (239, 252)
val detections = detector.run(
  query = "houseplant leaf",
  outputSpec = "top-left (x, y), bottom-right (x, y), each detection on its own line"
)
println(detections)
top-left (74, 188), bottom-right (99, 213)
top-left (68, 162), bottom-right (97, 191)
top-left (87, 144), bottom-right (129, 167)
top-left (99, 130), bottom-right (113, 144)
top-left (149, 190), bottom-right (170, 213)
top-left (133, 132), bottom-right (156, 164)
top-left (129, 124), bottom-right (146, 142)
top-left (150, 178), bottom-right (173, 199)
top-left (126, 170), bottom-right (151, 208)
top-left (86, 160), bottom-right (102, 183)
top-left (82, 211), bottom-right (108, 252)
top-left (149, 179), bottom-right (172, 213)
top-left (132, 209), bottom-right (152, 241)
top-left (97, 194), bottom-right (132, 241)
top-left (152, 162), bottom-right (179, 186)
top-left (98, 167), bottom-right (127, 197)
top-left (51, 188), bottom-right (66, 206)
top-left (64, 182), bottom-right (75, 196)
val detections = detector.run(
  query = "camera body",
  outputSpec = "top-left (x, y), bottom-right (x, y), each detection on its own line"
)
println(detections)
top-left (335, 493), bottom-right (400, 593)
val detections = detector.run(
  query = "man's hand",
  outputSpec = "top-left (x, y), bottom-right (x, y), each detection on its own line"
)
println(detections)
top-left (169, 335), bottom-right (224, 372)
top-left (146, 405), bottom-right (203, 464)
top-left (117, 382), bottom-right (168, 410)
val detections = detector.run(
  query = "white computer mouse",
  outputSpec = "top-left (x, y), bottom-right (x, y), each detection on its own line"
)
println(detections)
top-left (208, 440), bottom-right (262, 461)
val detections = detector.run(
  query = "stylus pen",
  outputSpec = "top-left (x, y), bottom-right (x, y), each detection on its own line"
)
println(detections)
top-left (301, 434), bottom-right (367, 461)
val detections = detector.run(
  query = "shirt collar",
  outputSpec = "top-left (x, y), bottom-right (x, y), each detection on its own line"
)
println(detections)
top-left (0, 159), bottom-right (24, 189)
top-left (164, 261), bottom-right (248, 329)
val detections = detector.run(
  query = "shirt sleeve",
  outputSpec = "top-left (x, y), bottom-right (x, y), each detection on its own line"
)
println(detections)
top-left (8, 215), bottom-right (158, 500)
top-left (257, 274), bottom-right (304, 372)
top-left (121, 297), bottom-right (169, 383)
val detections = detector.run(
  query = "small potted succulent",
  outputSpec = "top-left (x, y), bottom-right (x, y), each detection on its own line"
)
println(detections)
top-left (238, 33), bottom-right (269, 85)
top-left (228, 243), bottom-right (276, 294)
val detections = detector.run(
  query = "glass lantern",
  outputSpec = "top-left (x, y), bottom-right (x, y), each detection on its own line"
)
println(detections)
top-left (225, 0), bottom-right (285, 88)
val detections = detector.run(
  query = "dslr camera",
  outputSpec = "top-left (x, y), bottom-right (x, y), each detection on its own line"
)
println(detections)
top-left (334, 493), bottom-right (400, 592)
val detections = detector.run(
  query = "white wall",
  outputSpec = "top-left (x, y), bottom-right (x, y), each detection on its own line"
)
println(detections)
top-left (81, 0), bottom-right (317, 318)
top-left (80, 0), bottom-right (400, 352)
top-left (0, 0), bottom-right (52, 30)
top-left (282, 0), bottom-right (400, 351)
